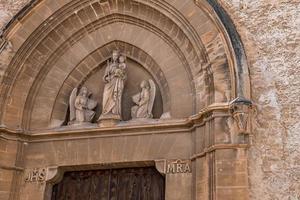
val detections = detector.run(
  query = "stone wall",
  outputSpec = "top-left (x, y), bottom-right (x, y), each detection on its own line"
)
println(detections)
top-left (0, 0), bottom-right (299, 199)
top-left (218, 1), bottom-right (300, 199)
top-left (0, 0), bottom-right (28, 80)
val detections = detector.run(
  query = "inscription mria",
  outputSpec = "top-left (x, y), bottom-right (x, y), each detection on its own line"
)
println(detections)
top-left (25, 168), bottom-right (46, 183)
top-left (166, 159), bottom-right (191, 174)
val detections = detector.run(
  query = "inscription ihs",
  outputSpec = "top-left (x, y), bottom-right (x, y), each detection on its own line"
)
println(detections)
top-left (25, 168), bottom-right (47, 183)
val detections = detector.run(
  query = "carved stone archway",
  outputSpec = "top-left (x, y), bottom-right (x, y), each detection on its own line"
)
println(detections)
top-left (0, 0), bottom-right (252, 200)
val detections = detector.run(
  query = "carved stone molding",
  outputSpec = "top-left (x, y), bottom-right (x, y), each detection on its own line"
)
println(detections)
top-left (229, 97), bottom-right (253, 135)
top-left (154, 160), bottom-right (166, 175)
top-left (45, 166), bottom-right (64, 185)
top-left (0, 0), bottom-right (242, 131)
top-left (0, 103), bottom-right (231, 141)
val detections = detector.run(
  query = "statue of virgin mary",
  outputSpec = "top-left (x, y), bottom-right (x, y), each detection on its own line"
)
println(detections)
top-left (99, 50), bottom-right (127, 121)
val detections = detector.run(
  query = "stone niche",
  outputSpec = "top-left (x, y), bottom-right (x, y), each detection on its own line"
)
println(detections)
top-left (64, 58), bottom-right (164, 124)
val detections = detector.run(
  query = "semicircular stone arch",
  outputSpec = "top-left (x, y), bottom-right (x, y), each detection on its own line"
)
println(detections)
top-left (25, 19), bottom-right (196, 130)
top-left (0, 0), bottom-right (249, 131)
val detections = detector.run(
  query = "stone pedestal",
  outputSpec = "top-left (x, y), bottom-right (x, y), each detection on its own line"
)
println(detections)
top-left (97, 114), bottom-right (120, 127)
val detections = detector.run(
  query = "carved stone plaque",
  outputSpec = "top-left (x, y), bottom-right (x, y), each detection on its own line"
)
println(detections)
top-left (166, 159), bottom-right (192, 174)
top-left (25, 168), bottom-right (47, 183)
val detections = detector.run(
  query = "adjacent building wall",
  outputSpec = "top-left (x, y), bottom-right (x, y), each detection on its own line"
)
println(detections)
top-left (217, 1), bottom-right (300, 199)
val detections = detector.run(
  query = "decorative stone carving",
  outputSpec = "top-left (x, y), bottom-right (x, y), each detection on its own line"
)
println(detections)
top-left (131, 79), bottom-right (156, 119)
top-left (160, 112), bottom-right (171, 119)
top-left (229, 97), bottom-right (253, 134)
top-left (166, 159), bottom-right (192, 174)
top-left (98, 50), bottom-right (127, 124)
top-left (69, 87), bottom-right (97, 125)
top-left (25, 168), bottom-right (47, 182)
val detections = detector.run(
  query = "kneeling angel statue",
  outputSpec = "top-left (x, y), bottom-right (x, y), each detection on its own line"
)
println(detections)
top-left (68, 87), bottom-right (97, 125)
top-left (131, 80), bottom-right (156, 119)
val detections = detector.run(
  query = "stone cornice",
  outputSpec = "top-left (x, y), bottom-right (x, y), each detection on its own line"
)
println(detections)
top-left (0, 103), bottom-right (230, 142)
top-left (190, 143), bottom-right (250, 160)
top-left (0, 164), bottom-right (24, 171)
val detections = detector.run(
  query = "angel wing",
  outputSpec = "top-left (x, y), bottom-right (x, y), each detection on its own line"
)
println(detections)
top-left (69, 88), bottom-right (78, 122)
top-left (148, 79), bottom-right (156, 116)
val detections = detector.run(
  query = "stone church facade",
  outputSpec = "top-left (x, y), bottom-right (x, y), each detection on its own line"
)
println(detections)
top-left (0, 0), bottom-right (299, 200)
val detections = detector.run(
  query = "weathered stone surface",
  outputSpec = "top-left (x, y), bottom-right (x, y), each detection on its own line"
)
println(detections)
top-left (218, 1), bottom-right (300, 199)
top-left (0, 0), bottom-right (29, 82)
top-left (0, 0), bottom-right (28, 29)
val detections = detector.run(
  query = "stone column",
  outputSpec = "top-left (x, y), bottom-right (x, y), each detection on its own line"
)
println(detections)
top-left (0, 134), bottom-right (24, 200)
top-left (192, 100), bottom-right (252, 200)
top-left (192, 125), bottom-right (210, 200)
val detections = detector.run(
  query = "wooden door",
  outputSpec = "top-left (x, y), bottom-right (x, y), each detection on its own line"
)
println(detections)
top-left (51, 167), bottom-right (165, 200)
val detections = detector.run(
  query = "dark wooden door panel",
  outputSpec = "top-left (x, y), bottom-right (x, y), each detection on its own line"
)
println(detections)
top-left (51, 167), bottom-right (165, 200)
